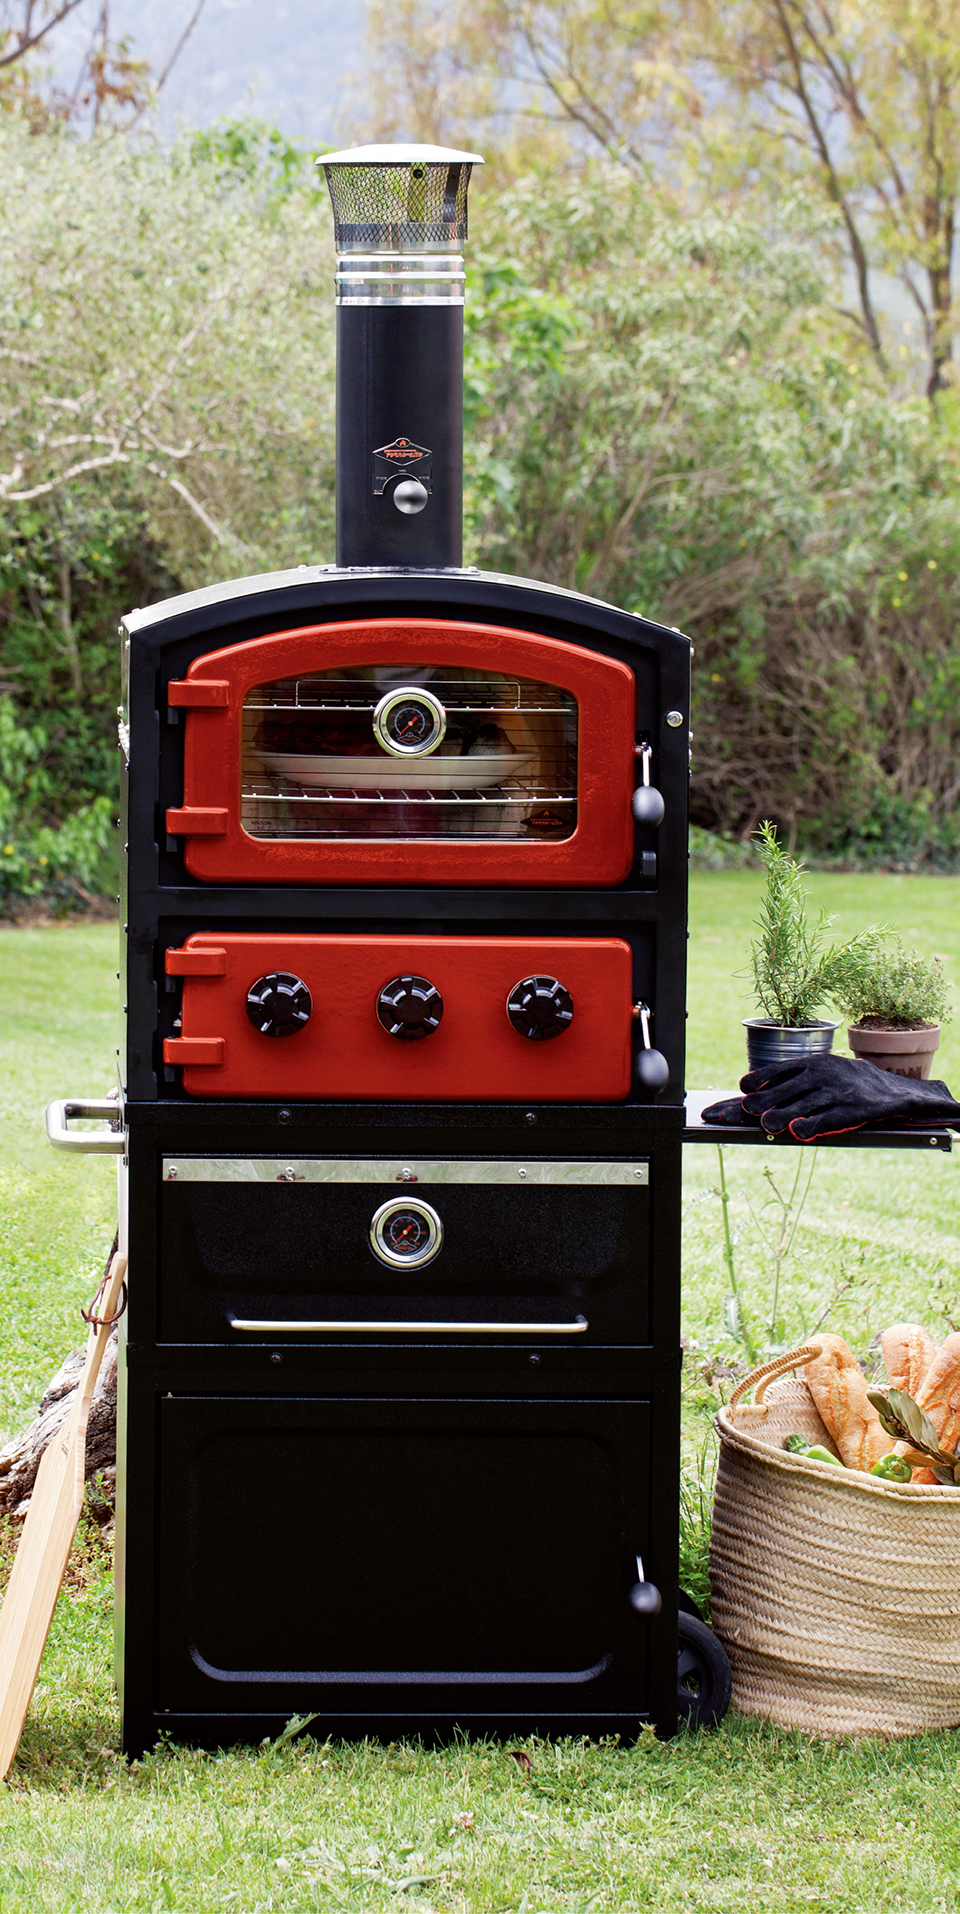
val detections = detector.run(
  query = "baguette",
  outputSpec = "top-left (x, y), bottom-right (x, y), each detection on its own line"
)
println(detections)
top-left (881, 1322), bottom-right (938, 1399)
top-left (804, 1334), bottom-right (894, 1472)
top-left (893, 1330), bottom-right (960, 1481)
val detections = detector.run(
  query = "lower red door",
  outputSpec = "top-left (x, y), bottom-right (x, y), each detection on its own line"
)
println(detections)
top-left (163, 934), bottom-right (634, 1101)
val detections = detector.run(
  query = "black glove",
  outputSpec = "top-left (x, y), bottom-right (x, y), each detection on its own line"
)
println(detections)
top-left (699, 1095), bottom-right (762, 1127)
top-left (737, 1053), bottom-right (960, 1141)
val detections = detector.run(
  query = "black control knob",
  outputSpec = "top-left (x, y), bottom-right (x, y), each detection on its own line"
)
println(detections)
top-left (377, 974), bottom-right (443, 1040)
top-left (246, 972), bottom-right (312, 1038)
top-left (507, 976), bottom-right (574, 1042)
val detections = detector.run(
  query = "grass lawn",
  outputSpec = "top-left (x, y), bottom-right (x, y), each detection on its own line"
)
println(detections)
top-left (0, 879), bottom-right (958, 1912)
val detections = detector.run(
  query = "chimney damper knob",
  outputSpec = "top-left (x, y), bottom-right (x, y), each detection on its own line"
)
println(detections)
top-left (507, 976), bottom-right (574, 1042)
top-left (377, 975), bottom-right (443, 1040)
top-left (246, 973), bottom-right (312, 1038)
top-left (393, 478), bottom-right (429, 515)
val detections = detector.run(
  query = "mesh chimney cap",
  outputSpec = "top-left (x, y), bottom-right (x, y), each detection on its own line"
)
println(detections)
top-left (318, 143), bottom-right (485, 251)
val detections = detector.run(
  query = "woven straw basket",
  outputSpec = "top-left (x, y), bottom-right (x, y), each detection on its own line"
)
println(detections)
top-left (710, 1344), bottom-right (960, 1738)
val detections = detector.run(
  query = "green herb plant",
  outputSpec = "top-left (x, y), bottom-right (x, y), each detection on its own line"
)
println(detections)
top-left (835, 942), bottom-right (953, 1030)
top-left (750, 821), bottom-right (886, 1025)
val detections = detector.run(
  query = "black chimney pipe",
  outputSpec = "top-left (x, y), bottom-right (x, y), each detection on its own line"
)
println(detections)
top-left (319, 145), bottom-right (483, 569)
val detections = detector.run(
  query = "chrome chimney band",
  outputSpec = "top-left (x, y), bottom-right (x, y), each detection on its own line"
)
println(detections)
top-left (336, 253), bottom-right (466, 307)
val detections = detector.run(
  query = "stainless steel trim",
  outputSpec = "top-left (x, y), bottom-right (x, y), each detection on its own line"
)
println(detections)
top-left (228, 1314), bottom-right (589, 1336)
top-left (163, 1158), bottom-right (649, 1186)
top-left (46, 1098), bottom-right (125, 1155)
top-left (336, 248), bottom-right (465, 307)
top-left (369, 1196), bottom-right (443, 1270)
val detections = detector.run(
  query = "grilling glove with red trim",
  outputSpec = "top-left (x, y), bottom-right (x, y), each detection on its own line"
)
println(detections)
top-left (702, 1054), bottom-right (960, 1140)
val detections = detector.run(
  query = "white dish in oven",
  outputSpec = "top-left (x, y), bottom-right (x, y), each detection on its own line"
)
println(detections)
top-left (261, 752), bottom-right (537, 792)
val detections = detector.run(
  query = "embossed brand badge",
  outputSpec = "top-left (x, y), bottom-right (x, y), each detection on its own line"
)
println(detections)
top-left (373, 437), bottom-right (433, 497)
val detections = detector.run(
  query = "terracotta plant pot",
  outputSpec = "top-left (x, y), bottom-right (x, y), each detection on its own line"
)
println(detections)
top-left (742, 1018), bottom-right (839, 1074)
top-left (847, 1023), bottom-right (941, 1081)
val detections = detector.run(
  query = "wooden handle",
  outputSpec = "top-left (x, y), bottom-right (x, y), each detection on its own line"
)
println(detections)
top-left (0, 1251), bottom-right (127, 1779)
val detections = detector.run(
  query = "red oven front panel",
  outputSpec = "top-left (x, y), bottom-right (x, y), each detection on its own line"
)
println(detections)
top-left (166, 619), bottom-right (636, 887)
top-left (164, 935), bottom-right (634, 1101)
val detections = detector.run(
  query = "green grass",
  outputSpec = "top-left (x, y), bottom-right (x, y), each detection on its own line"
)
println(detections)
top-left (0, 885), bottom-right (958, 1910)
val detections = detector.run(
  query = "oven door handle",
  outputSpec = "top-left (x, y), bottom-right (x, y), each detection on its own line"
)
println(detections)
top-left (45, 1098), bottom-right (125, 1154)
top-left (227, 1314), bottom-right (589, 1336)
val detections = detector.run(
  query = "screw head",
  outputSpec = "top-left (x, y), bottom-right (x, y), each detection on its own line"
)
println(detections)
top-left (665, 710), bottom-right (684, 728)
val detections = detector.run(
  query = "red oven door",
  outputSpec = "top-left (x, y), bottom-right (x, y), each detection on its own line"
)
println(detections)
top-left (164, 934), bottom-right (633, 1100)
top-left (165, 618), bottom-right (635, 886)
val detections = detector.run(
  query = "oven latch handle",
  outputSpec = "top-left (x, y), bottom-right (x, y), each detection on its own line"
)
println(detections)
top-left (628, 1555), bottom-right (662, 1617)
top-left (631, 742), bottom-right (665, 827)
top-left (45, 1099), bottom-right (126, 1154)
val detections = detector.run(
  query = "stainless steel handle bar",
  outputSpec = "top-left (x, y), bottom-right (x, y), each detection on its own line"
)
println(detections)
top-left (45, 1099), bottom-right (125, 1154)
top-left (228, 1314), bottom-right (588, 1336)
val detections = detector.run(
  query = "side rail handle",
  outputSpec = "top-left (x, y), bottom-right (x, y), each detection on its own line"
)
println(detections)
top-left (45, 1099), bottom-right (125, 1155)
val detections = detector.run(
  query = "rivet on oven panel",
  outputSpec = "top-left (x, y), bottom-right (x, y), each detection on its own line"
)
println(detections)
top-left (634, 1167), bottom-right (643, 1177)
top-left (666, 710), bottom-right (684, 728)
top-left (523, 1111), bottom-right (538, 1126)
top-left (167, 1167), bottom-right (178, 1179)
top-left (517, 1168), bottom-right (527, 1178)
top-left (278, 1109), bottom-right (292, 1124)
top-left (529, 1354), bottom-right (540, 1366)
top-left (270, 1351), bottom-right (283, 1364)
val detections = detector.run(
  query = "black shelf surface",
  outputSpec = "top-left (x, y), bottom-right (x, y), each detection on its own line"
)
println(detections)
top-left (683, 1090), bottom-right (953, 1152)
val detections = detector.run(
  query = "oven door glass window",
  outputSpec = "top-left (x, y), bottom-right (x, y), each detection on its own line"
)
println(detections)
top-left (241, 667), bottom-right (578, 842)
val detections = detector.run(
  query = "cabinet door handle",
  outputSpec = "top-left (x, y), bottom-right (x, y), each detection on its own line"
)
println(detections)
top-left (227, 1314), bottom-right (589, 1336)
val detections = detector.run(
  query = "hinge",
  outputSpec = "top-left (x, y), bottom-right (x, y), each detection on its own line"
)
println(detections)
top-left (165, 807), bottom-right (228, 836)
top-left (164, 947), bottom-right (227, 977)
top-left (167, 680), bottom-right (230, 709)
top-left (162, 1037), bottom-right (225, 1067)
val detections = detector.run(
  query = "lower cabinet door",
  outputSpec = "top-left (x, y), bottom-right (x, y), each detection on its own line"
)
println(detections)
top-left (155, 1394), bottom-right (656, 1727)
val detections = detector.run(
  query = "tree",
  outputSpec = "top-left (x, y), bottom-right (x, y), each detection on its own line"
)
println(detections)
top-left (0, 0), bottom-right (205, 131)
top-left (363, 0), bottom-right (960, 393)
top-left (460, 169), bottom-right (960, 860)
top-left (702, 0), bottom-right (960, 395)
top-left (0, 117), bottom-right (335, 580)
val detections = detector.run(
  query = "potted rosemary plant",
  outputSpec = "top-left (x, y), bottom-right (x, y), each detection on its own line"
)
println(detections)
top-left (835, 943), bottom-right (952, 1079)
top-left (744, 823), bottom-right (884, 1071)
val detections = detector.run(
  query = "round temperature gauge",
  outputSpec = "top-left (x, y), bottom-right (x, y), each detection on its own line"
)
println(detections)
top-left (373, 686), bottom-right (447, 758)
top-left (370, 1197), bottom-right (443, 1270)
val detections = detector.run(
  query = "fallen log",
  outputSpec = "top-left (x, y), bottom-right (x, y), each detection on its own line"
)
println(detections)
top-left (0, 1331), bottom-right (117, 1523)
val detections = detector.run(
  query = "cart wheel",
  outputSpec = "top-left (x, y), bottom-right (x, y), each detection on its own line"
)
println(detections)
top-left (677, 1612), bottom-right (731, 1729)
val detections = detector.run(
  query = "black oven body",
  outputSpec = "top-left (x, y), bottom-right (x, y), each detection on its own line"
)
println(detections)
top-left (115, 564), bottom-right (691, 1754)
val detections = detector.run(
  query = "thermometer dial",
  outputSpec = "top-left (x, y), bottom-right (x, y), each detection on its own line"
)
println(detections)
top-left (370, 1197), bottom-right (443, 1270)
top-left (373, 686), bottom-right (447, 758)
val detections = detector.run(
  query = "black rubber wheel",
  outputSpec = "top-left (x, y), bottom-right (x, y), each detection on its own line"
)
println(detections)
top-left (677, 1612), bottom-right (732, 1729)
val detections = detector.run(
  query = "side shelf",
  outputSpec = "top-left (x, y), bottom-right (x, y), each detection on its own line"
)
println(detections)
top-left (683, 1089), bottom-right (953, 1152)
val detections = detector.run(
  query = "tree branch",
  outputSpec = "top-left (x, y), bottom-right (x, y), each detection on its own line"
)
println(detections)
top-left (0, 0), bottom-right (86, 70)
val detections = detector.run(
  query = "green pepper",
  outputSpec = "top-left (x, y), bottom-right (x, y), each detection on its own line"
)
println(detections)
top-left (870, 1454), bottom-right (913, 1483)
top-left (783, 1434), bottom-right (843, 1465)
top-left (803, 1444), bottom-right (844, 1467)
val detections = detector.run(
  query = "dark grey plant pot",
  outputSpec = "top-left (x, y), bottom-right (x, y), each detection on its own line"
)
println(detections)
top-left (743, 1017), bottom-right (839, 1074)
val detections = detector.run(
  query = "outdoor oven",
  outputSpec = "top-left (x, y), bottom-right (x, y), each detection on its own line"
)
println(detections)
top-left (58, 148), bottom-right (694, 1753)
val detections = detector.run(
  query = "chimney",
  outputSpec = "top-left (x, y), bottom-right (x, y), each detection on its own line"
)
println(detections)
top-left (319, 144), bottom-right (484, 570)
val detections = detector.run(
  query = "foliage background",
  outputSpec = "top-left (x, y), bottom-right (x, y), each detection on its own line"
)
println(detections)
top-left (2, 1), bottom-right (960, 888)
